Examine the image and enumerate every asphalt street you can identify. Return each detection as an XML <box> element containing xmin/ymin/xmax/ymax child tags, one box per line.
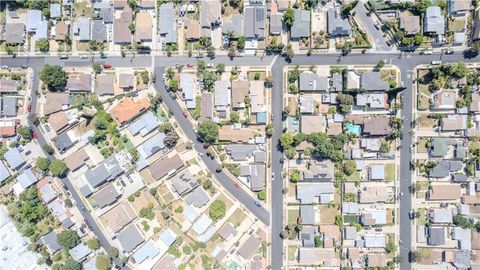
<box><xmin>3</xmin><ymin>51</ymin><xmax>480</xmax><ymax>270</ymax></box>
<box><xmin>153</xmin><ymin>67</ymin><xmax>271</xmax><ymax>226</ymax></box>
<box><xmin>354</xmin><ymin>3</ymin><xmax>391</xmax><ymax>52</ymax></box>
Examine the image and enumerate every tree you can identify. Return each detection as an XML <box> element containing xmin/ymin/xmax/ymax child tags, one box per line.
<box><xmin>216</xmin><ymin>63</ymin><xmax>225</xmax><ymax>73</ymax></box>
<box><xmin>336</xmin><ymin>93</ymin><xmax>354</xmax><ymax>114</ymax></box>
<box><xmin>237</xmin><ymin>36</ymin><xmax>246</xmax><ymax>49</ymax></box>
<box><xmin>168</xmin><ymin>79</ymin><xmax>179</xmax><ymax>91</ymax></box>
<box><xmin>109</xmin><ymin>247</ymin><xmax>119</xmax><ymax>258</ymax></box>
<box><xmin>279</xmin><ymin>133</ymin><xmax>294</xmax><ymax>149</ymax></box>
<box><xmin>230</xmin><ymin>111</ymin><xmax>240</xmax><ymax>123</ymax></box>
<box><xmin>290</xmin><ymin>170</ymin><xmax>300</xmax><ymax>183</ymax></box>
<box><xmin>453</xmin><ymin>214</ymin><xmax>473</xmax><ymax>229</ymax></box>
<box><xmin>164</xmin><ymin>131</ymin><xmax>179</xmax><ymax>147</ymax></box>
<box><xmin>380</xmin><ymin>140</ymin><xmax>390</xmax><ymax>153</ymax></box>
<box><xmin>17</xmin><ymin>126</ymin><xmax>31</xmax><ymax>140</ymax></box>
<box><xmin>42</xmin><ymin>144</ymin><xmax>54</xmax><ymax>155</ymax></box>
<box><xmin>36</xmin><ymin>158</ymin><xmax>50</xmax><ymax>171</ymax></box>
<box><xmin>342</xmin><ymin>160</ymin><xmax>356</xmax><ymax>176</ymax></box>
<box><xmin>197</xmin><ymin>120</ymin><xmax>219</xmax><ymax>144</ymax></box>
<box><xmin>386</xmin><ymin>236</ymin><xmax>397</xmax><ymax>254</ymax></box>
<box><xmin>165</xmin><ymin>67</ymin><xmax>176</xmax><ymax>80</ymax></box>
<box><xmin>49</xmin><ymin>159</ymin><xmax>68</xmax><ymax>177</ymax></box>
<box><xmin>37</xmin><ymin>38</ymin><xmax>49</xmax><ymax>52</ymax></box>
<box><xmin>209</xmin><ymin>199</ymin><xmax>226</xmax><ymax>221</ymax></box>
<box><xmin>289</xmin><ymin>84</ymin><xmax>298</xmax><ymax>94</ymax></box>
<box><xmin>285</xmin><ymin>43</ymin><xmax>294</xmax><ymax>60</ymax></box>
<box><xmin>56</xmin><ymin>230</ymin><xmax>79</xmax><ymax>249</ymax></box>
<box><xmin>314</xmin><ymin>235</ymin><xmax>323</xmax><ymax>247</ymax></box>
<box><xmin>283</xmin><ymin>8</ymin><xmax>295</xmax><ymax>28</ymax></box>
<box><xmin>201</xmin><ymin>71</ymin><xmax>217</xmax><ymax>92</ymax></box>
<box><xmin>409</xmin><ymin>251</ymin><xmax>422</xmax><ymax>263</ymax></box>
<box><xmin>92</xmin><ymin>63</ymin><xmax>102</xmax><ymax>74</ymax></box>
<box><xmin>40</xmin><ymin>65</ymin><xmax>67</xmax><ymax>90</ymax></box>
<box><xmin>376</xmin><ymin>59</ymin><xmax>385</xmax><ymax>70</ymax></box>
<box><xmin>451</xmin><ymin>62</ymin><xmax>469</xmax><ymax>78</ymax></box>
<box><xmin>63</xmin><ymin>259</ymin><xmax>80</xmax><ymax>270</ymax></box>
<box><xmin>96</xmin><ymin>254</ymin><xmax>111</xmax><ymax>270</ymax></box>
<box><xmin>87</xmin><ymin>238</ymin><xmax>100</xmax><ymax>250</ymax></box>
<box><xmin>129</xmin><ymin>23</ymin><xmax>135</xmax><ymax>33</ymax></box>
<box><xmin>257</xmin><ymin>190</ymin><xmax>266</xmax><ymax>201</ymax></box>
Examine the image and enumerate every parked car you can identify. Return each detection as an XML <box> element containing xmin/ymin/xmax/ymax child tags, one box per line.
<box><xmin>100</xmin><ymin>54</ymin><xmax>107</xmax><ymax>59</ymax></box>
<box><xmin>27</xmin><ymin>104</ymin><xmax>31</xmax><ymax>112</ymax></box>
<box><xmin>1</xmin><ymin>65</ymin><xmax>8</xmax><ymax>69</ymax></box>
<box><xmin>31</xmin><ymin>130</ymin><xmax>37</xmax><ymax>139</ymax></box>
<box><xmin>102</xmin><ymin>64</ymin><xmax>111</xmax><ymax>69</ymax></box>
<box><xmin>409</xmin><ymin>210</ymin><xmax>415</xmax><ymax>220</ymax></box>
<box><xmin>187</xmin><ymin>63</ymin><xmax>194</xmax><ymax>67</ymax></box>
<box><xmin>235</xmin><ymin>182</ymin><xmax>240</xmax><ymax>188</ymax></box>
<box><xmin>59</xmin><ymin>54</ymin><xmax>69</xmax><ymax>59</ymax></box>
<box><xmin>182</xmin><ymin>111</ymin><xmax>188</xmax><ymax>118</ymax></box>
<box><xmin>431</xmin><ymin>60</ymin><xmax>442</xmax><ymax>65</ymax></box>
<box><xmin>445</xmin><ymin>48</ymin><xmax>454</xmax><ymax>54</ymax></box>
<box><xmin>80</xmin><ymin>55</ymin><xmax>88</xmax><ymax>59</ymax></box>
<box><xmin>254</xmin><ymin>201</ymin><xmax>261</xmax><ymax>207</ymax></box>
<box><xmin>206</xmin><ymin>63</ymin><xmax>214</xmax><ymax>68</ymax></box>
<box><xmin>21</xmin><ymin>65</ymin><xmax>28</xmax><ymax>69</ymax></box>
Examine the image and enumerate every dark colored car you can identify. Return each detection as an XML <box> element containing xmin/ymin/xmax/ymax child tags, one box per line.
<box><xmin>100</xmin><ymin>54</ymin><xmax>107</xmax><ymax>59</ymax></box>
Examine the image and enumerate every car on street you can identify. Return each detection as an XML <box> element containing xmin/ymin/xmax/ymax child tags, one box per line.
<box><xmin>1</xmin><ymin>65</ymin><xmax>8</xmax><ymax>69</ymax></box>
<box><xmin>80</xmin><ymin>55</ymin><xmax>89</xmax><ymax>59</ymax></box>
<box><xmin>421</xmin><ymin>49</ymin><xmax>433</xmax><ymax>55</ymax></box>
<box><xmin>409</xmin><ymin>210</ymin><xmax>415</xmax><ymax>220</ymax></box>
<box><xmin>152</xmin><ymin>74</ymin><xmax>156</xmax><ymax>83</ymax></box>
<box><xmin>271</xmin><ymin>173</ymin><xmax>275</xmax><ymax>181</ymax></box>
<box><xmin>206</xmin><ymin>63</ymin><xmax>214</xmax><ymax>68</ymax></box>
<box><xmin>254</xmin><ymin>201</ymin><xmax>261</xmax><ymax>207</ymax></box>
<box><xmin>27</xmin><ymin>104</ymin><xmax>31</xmax><ymax>112</ymax></box>
<box><xmin>235</xmin><ymin>182</ymin><xmax>240</xmax><ymax>188</ymax></box>
<box><xmin>59</xmin><ymin>54</ymin><xmax>69</xmax><ymax>59</ymax></box>
<box><xmin>445</xmin><ymin>48</ymin><xmax>454</xmax><ymax>54</ymax></box>
<box><xmin>168</xmin><ymin>109</ymin><xmax>174</xmax><ymax>115</ymax></box>
<box><xmin>21</xmin><ymin>65</ymin><xmax>28</xmax><ymax>69</ymax></box>
<box><xmin>31</xmin><ymin>130</ymin><xmax>37</xmax><ymax>139</ymax></box>
<box><xmin>187</xmin><ymin>63</ymin><xmax>194</xmax><ymax>67</ymax></box>
<box><xmin>182</xmin><ymin>111</ymin><xmax>188</xmax><ymax>118</ymax></box>
<box><xmin>100</xmin><ymin>54</ymin><xmax>107</xmax><ymax>59</ymax></box>
<box><xmin>431</xmin><ymin>60</ymin><xmax>442</xmax><ymax>65</ymax></box>
<box><xmin>103</xmin><ymin>64</ymin><xmax>112</xmax><ymax>69</ymax></box>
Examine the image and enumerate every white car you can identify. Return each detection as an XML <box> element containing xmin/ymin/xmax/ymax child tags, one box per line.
<box><xmin>431</xmin><ymin>60</ymin><xmax>442</xmax><ymax>65</ymax></box>
<box><xmin>1</xmin><ymin>65</ymin><xmax>8</xmax><ymax>69</ymax></box>
<box><xmin>80</xmin><ymin>55</ymin><xmax>88</xmax><ymax>59</ymax></box>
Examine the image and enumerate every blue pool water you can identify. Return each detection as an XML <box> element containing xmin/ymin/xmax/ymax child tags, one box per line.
<box><xmin>346</xmin><ymin>123</ymin><xmax>362</xmax><ymax>135</ymax></box>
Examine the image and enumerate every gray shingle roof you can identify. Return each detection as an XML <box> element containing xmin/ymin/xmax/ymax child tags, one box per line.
<box><xmin>84</xmin><ymin>154</ymin><xmax>123</xmax><ymax>188</ymax></box>
<box><xmin>428</xmin><ymin>227</ymin><xmax>446</xmax><ymax>246</ymax></box>
<box><xmin>38</xmin><ymin>231</ymin><xmax>61</xmax><ymax>253</ymax></box>
<box><xmin>4</xmin><ymin>148</ymin><xmax>25</xmax><ymax>170</ymax></box>
<box><xmin>270</xmin><ymin>14</ymin><xmax>283</xmax><ymax>34</ymax></box>
<box><xmin>75</xmin><ymin>17</ymin><xmax>91</xmax><ymax>41</ymax></box>
<box><xmin>291</xmin><ymin>9</ymin><xmax>311</xmax><ymax>39</ymax></box>
<box><xmin>300</xmin><ymin>205</ymin><xmax>315</xmax><ymax>225</ymax></box>
<box><xmin>244</xmin><ymin>5</ymin><xmax>265</xmax><ymax>39</ymax></box>
<box><xmin>54</xmin><ymin>132</ymin><xmax>76</xmax><ymax>152</ymax></box>
<box><xmin>118</xmin><ymin>224</ymin><xmax>144</xmax><ymax>253</ymax></box>
<box><xmin>128</xmin><ymin>111</ymin><xmax>159</xmax><ymax>137</ymax></box>
<box><xmin>96</xmin><ymin>73</ymin><xmax>115</xmax><ymax>96</ymax></box>
<box><xmin>92</xmin><ymin>183</ymin><xmax>120</xmax><ymax>208</ymax></box>
<box><xmin>5</xmin><ymin>23</ymin><xmax>25</xmax><ymax>44</ymax></box>
<box><xmin>299</xmin><ymin>72</ymin><xmax>329</xmax><ymax>91</ymax></box>
<box><xmin>327</xmin><ymin>9</ymin><xmax>352</xmax><ymax>36</ymax></box>
<box><xmin>1</xmin><ymin>96</ymin><xmax>17</xmax><ymax>117</ymax></box>
<box><xmin>91</xmin><ymin>20</ymin><xmax>107</xmax><ymax>41</ymax></box>
<box><xmin>424</xmin><ymin>6</ymin><xmax>445</xmax><ymax>35</ymax></box>
<box><xmin>222</xmin><ymin>14</ymin><xmax>243</xmax><ymax>38</ymax></box>
<box><xmin>225</xmin><ymin>144</ymin><xmax>257</xmax><ymax>161</ymax></box>
<box><xmin>137</xmin><ymin>132</ymin><xmax>166</xmax><ymax>159</ymax></box>
<box><xmin>159</xmin><ymin>3</ymin><xmax>177</xmax><ymax>43</ymax></box>
<box><xmin>185</xmin><ymin>187</ymin><xmax>209</xmax><ymax>208</ymax></box>
<box><xmin>361</xmin><ymin>72</ymin><xmax>389</xmax><ymax>91</ymax></box>
<box><xmin>69</xmin><ymin>243</ymin><xmax>92</xmax><ymax>262</ymax></box>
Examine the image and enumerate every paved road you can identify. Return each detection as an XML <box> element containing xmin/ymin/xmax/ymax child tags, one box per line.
<box><xmin>152</xmin><ymin>67</ymin><xmax>270</xmax><ymax>226</ymax></box>
<box><xmin>24</xmin><ymin>63</ymin><xmax>125</xmax><ymax>269</ymax></box>
<box><xmin>4</xmin><ymin>51</ymin><xmax>480</xmax><ymax>270</ymax></box>
<box><xmin>354</xmin><ymin>3</ymin><xmax>390</xmax><ymax>51</ymax></box>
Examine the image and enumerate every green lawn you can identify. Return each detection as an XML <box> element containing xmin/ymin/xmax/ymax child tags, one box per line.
<box><xmin>448</xmin><ymin>18</ymin><xmax>466</xmax><ymax>32</ymax></box>
<box><xmin>71</xmin><ymin>94</ymin><xmax>87</xmax><ymax>108</ymax></box>
<box><xmin>287</xmin><ymin>246</ymin><xmax>297</xmax><ymax>261</ymax></box>
<box><xmin>384</xmin><ymin>164</ymin><xmax>395</xmax><ymax>181</ymax></box>
<box><xmin>347</xmin><ymin>170</ymin><xmax>361</xmax><ymax>182</ymax></box>
<box><xmin>417</xmin><ymin>208</ymin><xmax>427</xmax><ymax>225</ymax></box>
<box><xmin>344</xmin><ymin>214</ymin><xmax>358</xmax><ymax>224</ymax></box>
<box><xmin>287</xmin><ymin>209</ymin><xmax>299</xmax><ymax>225</ymax></box>
<box><xmin>417</xmin><ymin>95</ymin><xmax>430</xmax><ymax>111</ymax></box>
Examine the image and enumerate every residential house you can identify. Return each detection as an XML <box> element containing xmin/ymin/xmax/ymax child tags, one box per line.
<box><xmin>214</xmin><ymin>80</ymin><xmax>231</xmax><ymax>112</ymax></box>
<box><xmin>192</xmin><ymin>213</ymin><xmax>213</xmax><ymax>235</ymax></box>
<box><xmin>330</xmin><ymin>73</ymin><xmax>343</xmax><ymax>92</ymax></box>
<box><xmin>428</xmin><ymin>183</ymin><xmax>461</xmax><ymax>200</ymax></box>
<box><xmin>27</xmin><ymin>10</ymin><xmax>48</xmax><ymax>39</ymax></box>
<box><xmin>114</xmin><ymin>6</ymin><xmax>132</xmax><ymax>44</ymax></box>
<box><xmin>299</xmin><ymin>72</ymin><xmax>328</xmax><ymax>92</ymax></box>
<box><xmin>369</xmin><ymin>164</ymin><xmax>385</xmax><ymax>181</ymax></box>
<box><xmin>50</xmin><ymin>4</ymin><xmax>62</xmax><ymax>19</ymax></box>
<box><xmin>113</xmin><ymin>0</ymin><xmax>128</xmax><ymax>9</ymax></box>
<box><xmin>0</xmin><ymin>161</ymin><xmax>10</xmax><ymax>183</ymax></box>
<box><xmin>431</xmin><ymin>208</ymin><xmax>453</xmax><ymax>223</ymax></box>
<box><xmin>92</xmin><ymin>183</ymin><xmax>121</xmax><ymax>208</ymax></box>
<box><xmin>238</xmin><ymin>235</ymin><xmax>263</xmax><ymax>260</ymax></box>
<box><xmin>13</xmin><ymin>169</ymin><xmax>38</xmax><ymax>196</ymax></box>
<box><xmin>74</xmin><ymin>17</ymin><xmax>91</xmax><ymax>41</ymax></box>
<box><xmin>0</xmin><ymin>78</ymin><xmax>19</xmax><ymax>93</ymax></box>
<box><xmin>100</xmin><ymin>201</ymin><xmax>137</xmax><ymax>233</ymax></box>
<box><xmin>128</xmin><ymin>111</ymin><xmax>159</xmax><ymax>137</ymax></box>
<box><xmin>4</xmin><ymin>147</ymin><xmax>25</xmax><ymax>170</ymax></box>
<box><xmin>299</xmin><ymin>96</ymin><xmax>314</xmax><ymax>114</ymax></box>
<box><xmin>327</xmin><ymin>9</ymin><xmax>352</xmax><ymax>37</ymax></box>
<box><xmin>428</xmin><ymin>227</ymin><xmax>446</xmax><ymax>246</ymax></box>
<box><xmin>180</xmin><ymin>73</ymin><xmax>196</xmax><ymax>109</ymax></box>
<box><xmin>66</xmin><ymin>73</ymin><xmax>92</xmax><ymax>92</ymax></box>
<box><xmin>224</xmin><ymin>144</ymin><xmax>257</xmax><ymax>161</ymax></box>
<box><xmin>249</xmin><ymin>81</ymin><xmax>265</xmax><ymax>114</ymax></box>
<box><xmin>200</xmin><ymin>0</ymin><xmax>222</xmax><ymax>36</ymax></box>
<box><xmin>139</xmin><ymin>0</ymin><xmax>156</xmax><ymax>9</ymax></box>
<box><xmin>364</xmin><ymin>234</ymin><xmax>386</xmax><ymax>248</ymax></box>
<box><xmin>37</xmin><ymin>231</ymin><xmax>61</xmax><ymax>254</ymax></box>
<box><xmin>159</xmin><ymin>4</ymin><xmax>176</xmax><ymax>44</ymax></box>
<box><xmin>356</xmin><ymin>93</ymin><xmax>387</xmax><ymax>109</ymax></box>
<box><xmin>54</xmin><ymin>130</ymin><xmax>78</xmax><ymax>152</ymax></box>
<box><xmin>244</xmin><ymin>5</ymin><xmax>266</xmax><ymax>40</ymax></box>
<box><xmin>96</xmin><ymin>73</ymin><xmax>115</xmax><ymax>97</ymax></box>
<box><xmin>135</xmin><ymin>12</ymin><xmax>152</xmax><ymax>43</ymax></box>
<box><xmin>0</xmin><ymin>96</ymin><xmax>17</xmax><ymax>117</ymax></box>
<box><xmin>64</xmin><ymin>149</ymin><xmax>90</xmax><ymax>172</ymax></box>
<box><xmin>200</xmin><ymin>92</ymin><xmax>213</xmax><ymax>122</ymax></box>
<box><xmin>110</xmin><ymin>97</ymin><xmax>150</xmax><ymax>125</ymax></box>
<box><xmin>44</xmin><ymin>93</ymin><xmax>69</xmax><ymax>115</ymax></box>
<box><xmin>296</xmin><ymin>182</ymin><xmax>334</xmax><ymax>204</ymax></box>
<box><xmin>218</xmin><ymin>222</ymin><xmax>237</xmax><ymax>241</ymax></box>
<box><xmin>137</xmin><ymin>133</ymin><xmax>166</xmax><ymax>159</ymax></box>
<box><xmin>118</xmin><ymin>224</ymin><xmax>145</xmax><ymax>253</ymax></box>
<box><xmin>399</xmin><ymin>12</ymin><xmax>420</xmax><ymax>35</ymax></box>
<box><xmin>301</xmin><ymin>115</ymin><xmax>325</xmax><ymax>134</ymax></box>
<box><xmin>429</xmin><ymin>160</ymin><xmax>463</xmax><ymax>179</ymax></box>
<box><xmin>366</xmin><ymin>254</ymin><xmax>387</xmax><ymax>268</ymax></box>
<box><xmin>239</xmin><ymin>164</ymin><xmax>265</xmax><ymax>191</ymax></box>
<box><xmin>54</xmin><ymin>21</ymin><xmax>69</xmax><ymax>41</ymax></box>
<box><xmin>448</xmin><ymin>0</ymin><xmax>471</xmax><ymax>16</ymax></box>
<box><xmin>363</xmin><ymin>117</ymin><xmax>392</xmax><ymax>136</ymax></box>
<box><xmin>359</xmin><ymin>185</ymin><xmax>389</xmax><ymax>203</ymax></box>
<box><xmin>218</xmin><ymin>125</ymin><xmax>254</xmax><ymax>143</ymax></box>
<box><xmin>297</xmin><ymin>248</ymin><xmax>339</xmax><ymax>266</ymax></box>
<box><xmin>149</xmin><ymin>154</ymin><xmax>184</xmax><ymax>181</ymax></box>
<box><xmin>185</xmin><ymin>187</ymin><xmax>209</xmax><ymax>208</ymax></box>
<box><xmin>270</xmin><ymin>14</ymin><xmax>283</xmax><ymax>35</ymax></box>
<box><xmin>299</xmin><ymin>204</ymin><xmax>315</xmax><ymax>225</ymax></box>
<box><xmin>91</xmin><ymin>20</ymin><xmax>107</xmax><ymax>42</ymax></box>
<box><xmin>131</xmin><ymin>242</ymin><xmax>159</xmax><ymax>264</ymax></box>
<box><xmin>80</xmin><ymin>154</ymin><xmax>124</xmax><ymax>196</ymax></box>
<box><xmin>231</xmin><ymin>80</ymin><xmax>250</xmax><ymax>109</ymax></box>
<box><xmin>185</xmin><ymin>19</ymin><xmax>201</xmax><ymax>40</ymax></box>
<box><xmin>473</xmin><ymin>9</ymin><xmax>480</xmax><ymax>41</ymax></box>
<box><xmin>0</xmin><ymin>120</ymin><xmax>16</xmax><ymax>138</ymax></box>
<box><xmin>69</xmin><ymin>243</ymin><xmax>92</xmax><ymax>262</ymax></box>
<box><xmin>223</xmin><ymin>14</ymin><xmax>243</xmax><ymax>38</ymax></box>
<box><xmin>424</xmin><ymin>6</ymin><xmax>445</xmax><ymax>37</ymax></box>
<box><xmin>291</xmin><ymin>9</ymin><xmax>311</xmax><ymax>39</ymax></box>
<box><xmin>48</xmin><ymin>111</ymin><xmax>71</xmax><ymax>134</ymax></box>
<box><xmin>4</xmin><ymin>23</ymin><xmax>25</xmax><ymax>44</ymax></box>
<box><xmin>433</xmin><ymin>90</ymin><xmax>457</xmax><ymax>110</ymax></box>
<box><xmin>441</xmin><ymin>115</ymin><xmax>467</xmax><ymax>132</ymax></box>
<box><xmin>300</xmin><ymin>160</ymin><xmax>334</xmax><ymax>182</ymax></box>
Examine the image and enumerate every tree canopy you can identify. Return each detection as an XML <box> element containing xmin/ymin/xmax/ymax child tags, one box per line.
<box><xmin>197</xmin><ymin>120</ymin><xmax>219</xmax><ymax>144</ymax></box>
<box><xmin>283</xmin><ymin>9</ymin><xmax>295</xmax><ymax>28</ymax></box>
<box><xmin>63</xmin><ymin>259</ymin><xmax>80</xmax><ymax>270</ymax></box>
<box><xmin>56</xmin><ymin>230</ymin><xmax>80</xmax><ymax>249</ymax></box>
<box><xmin>40</xmin><ymin>65</ymin><xmax>67</xmax><ymax>91</ymax></box>
<box><xmin>17</xmin><ymin>126</ymin><xmax>31</xmax><ymax>140</ymax></box>
<box><xmin>49</xmin><ymin>159</ymin><xmax>68</xmax><ymax>177</ymax></box>
<box><xmin>208</xmin><ymin>199</ymin><xmax>226</xmax><ymax>221</ymax></box>
<box><xmin>36</xmin><ymin>157</ymin><xmax>50</xmax><ymax>171</ymax></box>
<box><xmin>37</xmin><ymin>38</ymin><xmax>49</xmax><ymax>52</ymax></box>
<box><xmin>96</xmin><ymin>254</ymin><xmax>111</xmax><ymax>270</ymax></box>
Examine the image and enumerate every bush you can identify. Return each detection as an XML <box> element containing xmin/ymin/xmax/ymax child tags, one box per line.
<box><xmin>208</xmin><ymin>200</ymin><xmax>226</xmax><ymax>221</ymax></box>
<box><xmin>257</xmin><ymin>190</ymin><xmax>266</xmax><ymax>201</ymax></box>
<box><xmin>342</xmin><ymin>160</ymin><xmax>356</xmax><ymax>176</ymax></box>
<box><xmin>182</xmin><ymin>245</ymin><xmax>192</xmax><ymax>255</ymax></box>
<box><xmin>174</xmin><ymin>206</ymin><xmax>184</xmax><ymax>213</ymax></box>
<box><xmin>139</xmin><ymin>203</ymin><xmax>155</xmax><ymax>220</ymax></box>
<box><xmin>87</xmin><ymin>238</ymin><xmax>100</xmax><ymax>250</ymax></box>
<box><xmin>290</xmin><ymin>170</ymin><xmax>300</xmax><ymax>183</ymax></box>
<box><xmin>56</xmin><ymin>230</ymin><xmax>79</xmax><ymax>249</ymax></box>
<box><xmin>149</xmin><ymin>188</ymin><xmax>157</xmax><ymax>196</ymax></box>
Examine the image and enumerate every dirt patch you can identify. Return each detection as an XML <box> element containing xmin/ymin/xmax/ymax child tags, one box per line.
<box><xmin>319</xmin><ymin>205</ymin><xmax>339</xmax><ymax>224</ymax></box>
<box><xmin>130</xmin><ymin>189</ymin><xmax>159</xmax><ymax>213</ymax></box>
<box><xmin>227</xmin><ymin>208</ymin><xmax>247</xmax><ymax>227</ymax></box>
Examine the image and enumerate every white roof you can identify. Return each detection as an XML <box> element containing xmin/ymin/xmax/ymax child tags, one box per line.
<box><xmin>192</xmin><ymin>213</ymin><xmax>212</xmax><ymax>235</ymax></box>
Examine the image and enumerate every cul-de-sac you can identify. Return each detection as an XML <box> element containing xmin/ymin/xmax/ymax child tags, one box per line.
<box><xmin>1</xmin><ymin>0</ymin><xmax>480</xmax><ymax>269</ymax></box>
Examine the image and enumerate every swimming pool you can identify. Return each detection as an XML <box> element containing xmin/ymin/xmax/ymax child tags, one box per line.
<box><xmin>346</xmin><ymin>123</ymin><xmax>362</xmax><ymax>135</ymax></box>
